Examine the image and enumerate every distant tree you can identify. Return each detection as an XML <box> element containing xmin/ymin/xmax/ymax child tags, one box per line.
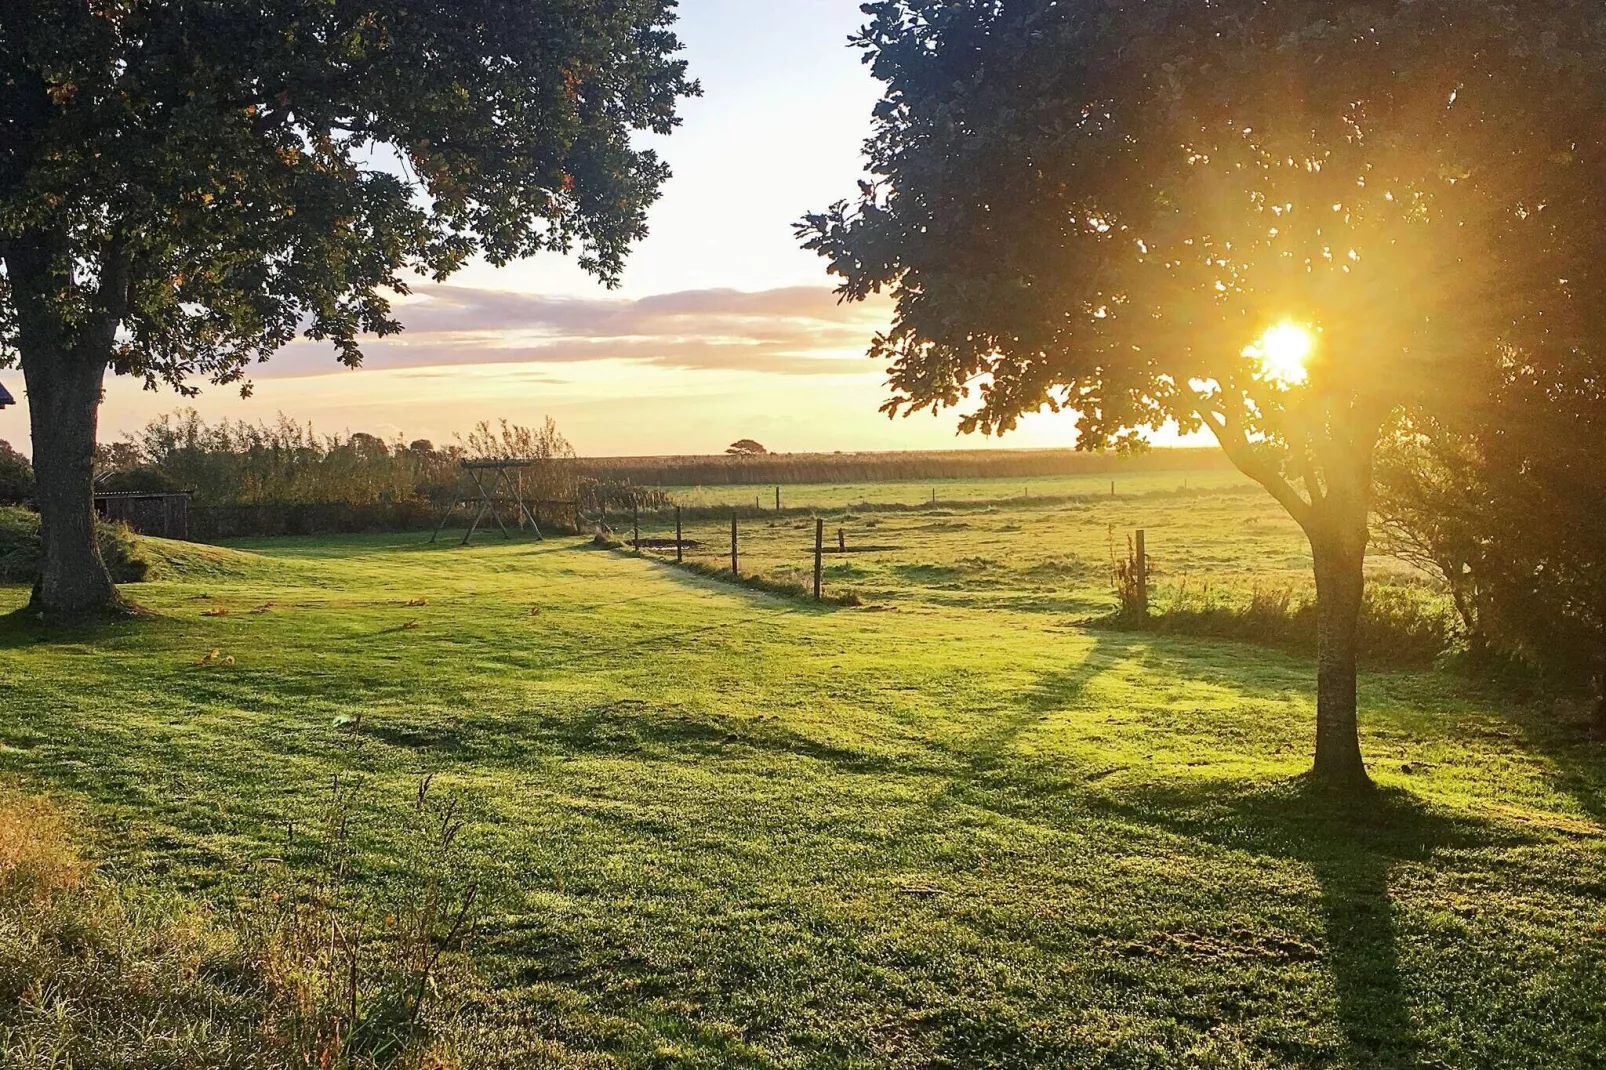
<box><xmin>726</xmin><ymin>439</ymin><xmax>768</xmax><ymax>456</ymax></box>
<box><xmin>94</xmin><ymin>441</ymin><xmax>142</xmax><ymax>477</ymax></box>
<box><xmin>0</xmin><ymin>440</ymin><xmax>32</xmax><ymax>505</ymax></box>
<box><xmin>801</xmin><ymin>1</ymin><xmax>1606</xmax><ymax>787</ymax></box>
<box><xmin>346</xmin><ymin>433</ymin><xmax>391</xmax><ymax>462</ymax></box>
<box><xmin>0</xmin><ymin>1</ymin><xmax>696</xmax><ymax>616</ymax></box>
<box><xmin>96</xmin><ymin>466</ymin><xmax>183</xmax><ymax>495</ymax></box>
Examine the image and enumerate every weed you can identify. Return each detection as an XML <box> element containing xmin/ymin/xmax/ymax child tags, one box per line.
<box><xmin>0</xmin><ymin>771</ymin><xmax>494</xmax><ymax>1068</ymax></box>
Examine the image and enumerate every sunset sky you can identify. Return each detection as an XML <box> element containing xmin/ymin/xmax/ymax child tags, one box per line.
<box><xmin>0</xmin><ymin>0</ymin><xmax>1089</xmax><ymax>458</ymax></box>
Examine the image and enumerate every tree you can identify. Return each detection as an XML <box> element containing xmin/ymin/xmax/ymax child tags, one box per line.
<box><xmin>801</xmin><ymin>0</ymin><xmax>1605</xmax><ymax>787</ymax></box>
<box><xmin>1</xmin><ymin>0</ymin><xmax>696</xmax><ymax>616</ymax></box>
<box><xmin>1378</xmin><ymin>349</ymin><xmax>1606</xmax><ymax>730</ymax></box>
<box><xmin>726</xmin><ymin>439</ymin><xmax>767</xmax><ymax>456</ymax></box>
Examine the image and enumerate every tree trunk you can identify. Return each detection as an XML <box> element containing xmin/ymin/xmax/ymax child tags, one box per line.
<box><xmin>1309</xmin><ymin>530</ymin><xmax>1371</xmax><ymax>788</ymax></box>
<box><xmin>20</xmin><ymin>350</ymin><xmax>121</xmax><ymax>617</ymax></box>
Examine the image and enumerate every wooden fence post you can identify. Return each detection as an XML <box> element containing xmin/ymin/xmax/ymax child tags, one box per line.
<box><xmin>775</xmin><ymin>486</ymin><xmax>781</xmax><ymax>511</ymax></box>
<box><xmin>1110</xmin><ymin>480</ymin><xmax>1115</xmax><ymax>498</ymax></box>
<box><xmin>813</xmin><ymin>518</ymin><xmax>824</xmax><ymax>601</ymax></box>
<box><xmin>632</xmin><ymin>498</ymin><xmax>640</xmax><ymax>550</ymax></box>
<box><xmin>1135</xmin><ymin>528</ymin><xmax>1148</xmax><ymax>617</ymax></box>
<box><xmin>675</xmin><ymin>506</ymin><xmax>683</xmax><ymax>564</ymax></box>
<box><xmin>730</xmin><ymin>512</ymin><xmax>739</xmax><ymax>576</ymax></box>
<box><xmin>837</xmin><ymin>527</ymin><xmax>845</xmax><ymax>552</ymax></box>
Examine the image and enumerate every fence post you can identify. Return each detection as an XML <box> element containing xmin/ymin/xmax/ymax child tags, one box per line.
<box><xmin>1135</xmin><ymin>528</ymin><xmax>1148</xmax><ymax>617</ymax></box>
<box><xmin>730</xmin><ymin>512</ymin><xmax>739</xmax><ymax>576</ymax></box>
<box><xmin>814</xmin><ymin>517</ymin><xmax>824</xmax><ymax>601</ymax></box>
<box><xmin>1110</xmin><ymin>480</ymin><xmax>1115</xmax><ymax>498</ymax></box>
<box><xmin>675</xmin><ymin>506</ymin><xmax>683</xmax><ymax>564</ymax></box>
<box><xmin>632</xmin><ymin>498</ymin><xmax>640</xmax><ymax>551</ymax></box>
<box><xmin>837</xmin><ymin>527</ymin><xmax>845</xmax><ymax>552</ymax></box>
<box><xmin>775</xmin><ymin>486</ymin><xmax>781</xmax><ymax>511</ymax></box>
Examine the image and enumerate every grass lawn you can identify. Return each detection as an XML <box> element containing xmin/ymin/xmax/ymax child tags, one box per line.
<box><xmin>1</xmin><ymin>494</ymin><xmax>1603</xmax><ymax>1067</ymax></box>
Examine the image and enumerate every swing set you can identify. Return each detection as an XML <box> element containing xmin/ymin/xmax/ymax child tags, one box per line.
<box><xmin>430</xmin><ymin>458</ymin><xmax>571</xmax><ymax>545</ymax></box>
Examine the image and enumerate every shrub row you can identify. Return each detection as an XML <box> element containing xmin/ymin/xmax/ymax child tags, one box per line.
<box><xmin>189</xmin><ymin>500</ymin><xmax>584</xmax><ymax>541</ymax></box>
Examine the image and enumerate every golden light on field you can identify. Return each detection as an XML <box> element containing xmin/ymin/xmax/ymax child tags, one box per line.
<box><xmin>1243</xmin><ymin>322</ymin><xmax>1315</xmax><ymax>386</ymax></box>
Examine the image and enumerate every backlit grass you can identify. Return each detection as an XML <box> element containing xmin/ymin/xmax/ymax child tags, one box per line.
<box><xmin>0</xmin><ymin>490</ymin><xmax>1602</xmax><ymax>1067</ymax></box>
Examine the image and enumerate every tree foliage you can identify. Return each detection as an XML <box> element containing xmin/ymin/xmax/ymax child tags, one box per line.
<box><xmin>0</xmin><ymin>0</ymin><xmax>697</xmax><ymax>389</ymax></box>
<box><xmin>1378</xmin><ymin>350</ymin><xmax>1606</xmax><ymax>718</ymax></box>
<box><xmin>803</xmin><ymin>0</ymin><xmax>1600</xmax><ymax>467</ymax></box>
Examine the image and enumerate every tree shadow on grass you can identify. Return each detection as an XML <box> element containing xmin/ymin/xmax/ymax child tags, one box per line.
<box><xmin>1479</xmin><ymin>700</ymin><xmax>1606</xmax><ymax>829</ymax></box>
<box><xmin>960</xmin><ymin>630</ymin><xmax>1558</xmax><ymax>1066</ymax></box>
<box><xmin>1083</xmin><ymin>773</ymin><xmax>1519</xmax><ymax>1069</ymax></box>
<box><xmin>0</xmin><ymin>601</ymin><xmax>165</xmax><ymax>649</ymax></box>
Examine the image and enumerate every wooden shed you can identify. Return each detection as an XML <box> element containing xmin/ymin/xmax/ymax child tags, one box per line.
<box><xmin>94</xmin><ymin>491</ymin><xmax>191</xmax><ymax>541</ymax></box>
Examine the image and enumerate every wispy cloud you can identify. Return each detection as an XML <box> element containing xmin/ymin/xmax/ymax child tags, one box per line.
<box><xmin>259</xmin><ymin>285</ymin><xmax>890</xmax><ymax>378</ymax></box>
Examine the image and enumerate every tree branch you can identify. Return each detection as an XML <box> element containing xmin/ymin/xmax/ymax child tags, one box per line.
<box><xmin>1197</xmin><ymin>404</ymin><xmax>1315</xmax><ymax>530</ymax></box>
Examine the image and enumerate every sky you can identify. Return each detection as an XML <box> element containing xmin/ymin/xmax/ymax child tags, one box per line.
<box><xmin>0</xmin><ymin>1</ymin><xmax>1090</xmax><ymax>458</ymax></box>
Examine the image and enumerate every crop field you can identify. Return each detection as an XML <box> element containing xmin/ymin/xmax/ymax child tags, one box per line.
<box><xmin>2</xmin><ymin>476</ymin><xmax>1603</xmax><ymax>1067</ymax></box>
<box><xmin>663</xmin><ymin>469</ymin><xmax>1255</xmax><ymax>511</ymax></box>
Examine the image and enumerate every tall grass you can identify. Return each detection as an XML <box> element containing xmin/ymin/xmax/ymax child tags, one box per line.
<box><xmin>1107</xmin><ymin>576</ymin><xmax>1460</xmax><ymax>668</ymax></box>
<box><xmin>0</xmin><ymin>771</ymin><xmax>498</xmax><ymax>1068</ymax></box>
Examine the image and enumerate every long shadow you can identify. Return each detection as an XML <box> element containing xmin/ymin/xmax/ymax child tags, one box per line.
<box><xmin>0</xmin><ymin>601</ymin><xmax>177</xmax><ymax>650</ymax></box>
<box><xmin>922</xmin><ymin>628</ymin><xmax>1556</xmax><ymax>1066</ymax></box>
<box><xmin>1477</xmin><ymin>693</ymin><xmax>1606</xmax><ymax>828</ymax></box>
<box><xmin>225</xmin><ymin>530</ymin><xmax>569</xmax><ymax>560</ymax></box>
<box><xmin>1081</xmin><ymin>776</ymin><xmax>1506</xmax><ymax>1069</ymax></box>
<box><xmin>363</xmin><ymin>699</ymin><xmax>944</xmax><ymax>780</ymax></box>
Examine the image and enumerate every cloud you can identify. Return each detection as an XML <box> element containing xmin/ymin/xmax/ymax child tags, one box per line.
<box><xmin>256</xmin><ymin>284</ymin><xmax>891</xmax><ymax>379</ymax></box>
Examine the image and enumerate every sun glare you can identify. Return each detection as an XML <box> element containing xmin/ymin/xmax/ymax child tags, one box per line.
<box><xmin>1243</xmin><ymin>322</ymin><xmax>1315</xmax><ymax>386</ymax></box>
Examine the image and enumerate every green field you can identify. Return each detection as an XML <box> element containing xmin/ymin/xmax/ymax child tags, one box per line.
<box><xmin>643</xmin><ymin>482</ymin><xmax>1425</xmax><ymax>617</ymax></box>
<box><xmin>2</xmin><ymin>483</ymin><xmax>1603</xmax><ymax>1067</ymax></box>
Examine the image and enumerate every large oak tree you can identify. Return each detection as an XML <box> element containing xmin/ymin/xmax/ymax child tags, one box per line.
<box><xmin>2</xmin><ymin>0</ymin><xmax>695</xmax><ymax>616</ymax></box>
<box><xmin>803</xmin><ymin>0</ymin><xmax>1605</xmax><ymax>786</ymax></box>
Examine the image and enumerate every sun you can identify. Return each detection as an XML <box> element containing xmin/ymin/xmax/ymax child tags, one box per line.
<box><xmin>1243</xmin><ymin>322</ymin><xmax>1315</xmax><ymax>386</ymax></box>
